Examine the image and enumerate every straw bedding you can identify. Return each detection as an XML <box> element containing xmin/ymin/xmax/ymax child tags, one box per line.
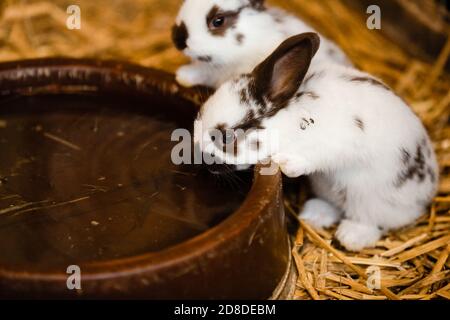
<box><xmin>0</xmin><ymin>0</ymin><xmax>448</xmax><ymax>300</ymax></box>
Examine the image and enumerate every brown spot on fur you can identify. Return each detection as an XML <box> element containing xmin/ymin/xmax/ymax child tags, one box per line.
<box><xmin>295</xmin><ymin>91</ymin><xmax>319</xmax><ymax>101</ymax></box>
<box><xmin>236</xmin><ymin>33</ymin><xmax>245</xmax><ymax>44</ymax></box>
<box><xmin>401</xmin><ymin>148</ymin><xmax>411</xmax><ymax>165</ymax></box>
<box><xmin>354</xmin><ymin>117</ymin><xmax>365</xmax><ymax>131</ymax></box>
<box><xmin>349</xmin><ymin>76</ymin><xmax>390</xmax><ymax>90</ymax></box>
<box><xmin>249</xmin><ymin>0</ymin><xmax>266</xmax><ymax>11</ymax></box>
<box><xmin>235</xmin><ymin>109</ymin><xmax>265</xmax><ymax>131</ymax></box>
<box><xmin>395</xmin><ymin>144</ymin><xmax>427</xmax><ymax>188</ymax></box>
<box><xmin>240</xmin><ymin>88</ymin><xmax>249</xmax><ymax>105</ymax></box>
<box><xmin>171</xmin><ymin>22</ymin><xmax>188</xmax><ymax>50</ymax></box>
<box><xmin>198</xmin><ymin>55</ymin><xmax>212</xmax><ymax>62</ymax></box>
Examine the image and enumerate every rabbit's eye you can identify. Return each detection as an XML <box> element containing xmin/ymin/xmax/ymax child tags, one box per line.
<box><xmin>212</xmin><ymin>16</ymin><xmax>225</xmax><ymax>28</ymax></box>
<box><xmin>223</xmin><ymin>130</ymin><xmax>236</xmax><ymax>145</ymax></box>
<box><xmin>207</xmin><ymin>9</ymin><xmax>240</xmax><ymax>34</ymax></box>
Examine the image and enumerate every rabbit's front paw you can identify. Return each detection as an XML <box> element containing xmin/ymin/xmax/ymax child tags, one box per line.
<box><xmin>335</xmin><ymin>219</ymin><xmax>382</xmax><ymax>251</ymax></box>
<box><xmin>300</xmin><ymin>198</ymin><xmax>342</xmax><ymax>229</ymax></box>
<box><xmin>176</xmin><ymin>64</ymin><xmax>208</xmax><ymax>87</ymax></box>
<box><xmin>272</xmin><ymin>153</ymin><xmax>311</xmax><ymax>178</ymax></box>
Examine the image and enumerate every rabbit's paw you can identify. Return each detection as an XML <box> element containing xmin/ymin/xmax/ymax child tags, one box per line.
<box><xmin>299</xmin><ymin>198</ymin><xmax>342</xmax><ymax>229</ymax></box>
<box><xmin>176</xmin><ymin>64</ymin><xmax>208</xmax><ymax>87</ymax></box>
<box><xmin>335</xmin><ymin>219</ymin><xmax>382</xmax><ymax>251</ymax></box>
<box><xmin>272</xmin><ymin>153</ymin><xmax>311</xmax><ymax>178</ymax></box>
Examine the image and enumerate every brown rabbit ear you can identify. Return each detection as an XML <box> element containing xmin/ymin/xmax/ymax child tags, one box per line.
<box><xmin>251</xmin><ymin>33</ymin><xmax>320</xmax><ymax>108</ymax></box>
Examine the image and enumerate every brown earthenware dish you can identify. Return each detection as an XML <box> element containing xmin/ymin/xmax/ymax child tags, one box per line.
<box><xmin>0</xmin><ymin>58</ymin><xmax>290</xmax><ymax>299</ymax></box>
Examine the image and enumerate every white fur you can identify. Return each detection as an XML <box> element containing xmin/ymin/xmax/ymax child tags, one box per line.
<box><xmin>300</xmin><ymin>198</ymin><xmax>343</xmax><ymax>229</ymax></box>
<box><xmin>174</xmin><ymin>0</ymin><xmax>351</xmax><ymax>88</ymax></box>
<box><xmin>195</xmin><ymin>59</ymin><xmax>439</xmax><ymax>251</ymax></box>
<box><xmin>336</xmin><ymin>220</ymin><xmax>383</xmax><ymax>251</ymax></box>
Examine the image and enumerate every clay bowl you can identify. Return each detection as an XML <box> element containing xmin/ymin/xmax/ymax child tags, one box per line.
<box><xmin>0</xmin><ymin>58</ymin><xmax>291</xmax><ymax>299</ymax></box>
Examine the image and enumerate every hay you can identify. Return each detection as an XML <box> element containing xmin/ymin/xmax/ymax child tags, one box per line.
<box><xmin>0</xmin><ymin>0</ymin><xmax>449</xmax><ymax>300</ymax></box>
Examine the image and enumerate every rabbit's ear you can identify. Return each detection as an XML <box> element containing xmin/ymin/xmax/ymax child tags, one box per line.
<box><xmin>252</xmin><ymin>33</ymin><xmax>320</xmax><ymax>106</ymax></box>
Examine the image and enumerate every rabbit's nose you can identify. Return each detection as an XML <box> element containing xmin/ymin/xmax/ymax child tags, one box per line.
<box><xmin>171</xmin><ymin>22</ymin><xmax>188</xmax><ymax>51</ymax></box>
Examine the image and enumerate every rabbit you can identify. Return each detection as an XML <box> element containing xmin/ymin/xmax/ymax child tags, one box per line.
<box><xmin>193</xmin><ymin>33</ymin><xmax>439</xmax><ymax>251</ymax></box>
<box><xmin>172</xmin><ymin>0</ymin><xmax>351</xmax><ymax>89</ymax></box>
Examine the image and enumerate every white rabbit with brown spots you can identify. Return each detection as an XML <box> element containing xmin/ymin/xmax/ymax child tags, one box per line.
<box><xmin>194</xmin><ymin>33</ymin><xmax>439</xmax><ymax>251</ymax></box>
<box><xmin>172</xmin><ymin>0</ymin><xmax>350</xmax><ymax>88</ymax></box>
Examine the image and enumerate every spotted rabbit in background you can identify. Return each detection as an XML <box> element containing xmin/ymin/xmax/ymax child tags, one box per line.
<box><xmin>194</xmin><ymin>33</ymin><xmax>439</xmax><ymax>251</ymax></box>
<box><xmin>172</xmin><ymin>0</ymin><xmax>351</xmax><ymax>88</ymax></box>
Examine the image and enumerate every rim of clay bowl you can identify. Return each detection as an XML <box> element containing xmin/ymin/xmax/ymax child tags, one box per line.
<box><xmin>0</xmin><ymin>58</ymin><xmax>283</xmax><ymax>283</ymax></box>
